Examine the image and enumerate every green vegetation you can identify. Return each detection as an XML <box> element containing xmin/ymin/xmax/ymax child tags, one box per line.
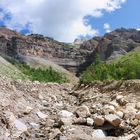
<box><xmin>81</xmin><ymin>50</ymin><xmax>140</xmax><ymax>83</ymax></box>
<box><xmin>0</xmin><ymin>56</ymin><xmax>27</xmax><ymax>80</ymax></box>
<box><xmin>7</xmin><ymin>58</ymin><xmax>69</xmax><ymax>83</ymax></box>
<box><xmin>21</xmin><ymin>64</ymin><xmax>68</xmax><ymax>83</ymax></box>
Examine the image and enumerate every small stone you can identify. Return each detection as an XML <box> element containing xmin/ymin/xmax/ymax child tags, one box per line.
<box><xmin>60</xmin><ymin>125</ymin><xmax>66</xmax><ymax>132</ymax></box>
<box><xmin>115</xmin><ymin>111</ymin><xmax>124</xmax><ymax>118</ymax></box>
<box><xmin>75</xmin><ymin>105</ymin><xmax>91</xmax><ymax>118</ymax></box>
<box><xmin>24</xmin><ymin>106</ymin><xmax>33</xmax><ymax>114</ymax></box>
<box><xmin>38</xmin><ymin>94</ymin><xmax>44</xmax><ymax>100</ymax></box>
<box><xmin>29</xmin><ymin>122</ymin><xmax>39</xmax><ymax>129</ymax></box>
<box><xmin>59</xmin><ymin>118</ymin><xmax>73</xmax><ymax>126</ymax></box>
<box><xmin>135</xmin><ymin>112</ymin><xmax>140</xmax><ymax>120</ymax></box>
<box><xmin>15</xmin><ymin>120</ymin><xmax>27</xmax><ymax>133</ymax></box>
<box><xmin>73</xmin><ymin>117</ymin><xmax>86</xmax><ymax>125</ymax></box>
<box><xmin>127</xmin><ymin>103</ymin><xmax>136</xmax><ymax>108</ymax></box>
<box><xmin>35</xmin><ymin>133</ymin><xmax>45</xmax><ymax>138</ymax></box>
<box><xmin>86</xmin><ymin>118</ymin><xmax>94</xmax><ymax>126</ymax></box>
<box><xmin>49</xmin><ymin>95</ymin><xmax>57</xmax><ymax>102</ymax></box>
<box><xmin>46</xmin><ymin>119</ymin><xmax>55</xmax><ymax>127</ymax></box>
<box><xmin>90</xmin><ymin>104</ymin><xmax>102</xmax><ymax>114</ymax></box>
<box><xmin>3</xmin><ymin>111</ymin><xmax>16</xmax><ymax>126</ymax></box>
<box><xmin>123</xmin><ymin>134</ymin><xmax>137</xmax><ymax>140</ymax></box>
<box><xmin>3</xmin><ymin>132</ymin><xmax>10</xmax><ymax>140</ymax></box>
<box><xmin>49</xmin><ymin>129</ymin><xmax>62</xmax><ymax>140</ymax></box>
<box><xmin>92</xmin><ymin>129</ymin><xmax>106</xmax><ymax>138</ymax></box>
<box><xmin>105</xmin><ymin>114</ymin><xmax>121</xmax><ymax>126</ymax></box>
<box><xmin>94</xmin><ymin>116</ymin><xmax>105</xmax><ymax>126</ymax></box>
<box><xmin>36</xmin><ymin>111</ymin><xmax>48</xmax><ymax>119</ymax></box>
<box><xmin>116</xmin><ymin>95</ymin><xmax>123</xmax><ymax>101</ymax></box>
<box><xmin>42</xmin><ymin>100</ymin><xmax>49</xmax><ymax>107</ymax></box>
<box><xmin>116</xmin><ymin>95</ymin><xmax>127</xmax><ymax>106</ymax></box>
<box><xmin>130</xmin><ymin>119</ymin><xmax>139</xmax><ymax>126</ymax></box>
<box><xmin>135</xmin><ymin>102</ymin><xmax>140</xmax><ymax>110</ymax></box>
<box><xmin>123</xmin><ymin>106</ymin><xmax>137</xmax><ymax>119</ymax></box>
<box><xmin>59</xmin><ymin>136</ymin><xmax>67</xmax><ymax>140</ymax></box>
<box><xmin>119</xmin><ymin>121</ymin><xmax>131</xmax><ymax>131</ymax></box>
<box><xmin>58</xmin><ymin>110</ymin><xmax>73</xmax><ymax>118</ymax></box>
<box><xmin>109</xmin><ymin>100</ymin><xmax>119</xmax><ymax>108</ymax></box>
<box><xmin>103</xmin><ymin>105</ymin><xmax>115</xmax><ymax>115</ymax></box>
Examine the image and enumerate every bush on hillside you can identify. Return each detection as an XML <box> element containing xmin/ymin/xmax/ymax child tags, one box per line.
<box><xmin>6</xmin><ymin>58</ymin><xmax>68</xmax><ymax>83</ymax></box>
<box><xmin>81</xmin><ymin>52</ymin><xmax>140</xmax><ymax>83</ymax></box>
<box><xmin>20</xmin><ymin>64</ymin><xmax>68</xmax><ymax>83</ymax></box>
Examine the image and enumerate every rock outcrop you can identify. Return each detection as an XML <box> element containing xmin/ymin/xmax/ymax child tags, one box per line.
<box><xmin>1</xmin><ymin>27</ymin><xmax>140</xmax><ymax>75</ymax></box>
<box><xmin>78</xmin><ymin>28</ymin><xmax>140</xmax><ymax>74</ymax></box>
<box><xmin>0</xmin><ymin>27</ymin><xmax>88</xmax><ymax>74</ymax></box>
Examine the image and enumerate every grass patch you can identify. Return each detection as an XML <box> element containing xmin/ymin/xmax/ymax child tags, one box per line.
<box><xmin>80</xmin><ymin>51</ymin><xmax>140</xmax><ymax>83</ymax></box>
<box><xmin>6</xmin><ymin>58</ymin><xmax>69</xmax><ymax>83</ymax></box>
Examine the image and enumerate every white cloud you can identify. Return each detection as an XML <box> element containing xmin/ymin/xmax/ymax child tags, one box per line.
<box><xmin>0</xmin><ymin>0</ymin><xmax>126</xmax><ymax>42</ymax></box>
<box><xmin>104</xmin><ymin>23</ymin><xmax>110</xmax><ymax>29</ymax></box>
<box><xmin>104</xmin><ymin>23</ymin><xmax>111</xmax><ymax>33</ymax></box>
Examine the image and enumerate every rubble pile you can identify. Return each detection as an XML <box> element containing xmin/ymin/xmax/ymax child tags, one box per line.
<box><xmin>0</xmin><ymin>75</ymin><xmax>140</xmax><ymax>139</ymax></box>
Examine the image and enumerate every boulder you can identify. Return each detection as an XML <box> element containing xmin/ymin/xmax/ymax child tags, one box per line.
<box><xmin>92</xmin><ymin>129</ymin><xmax>106</xmax><ymax>138</ymax></box>
<box><xmin>94</xmin><ymin>116</ymin><xmax>105</xmax><ymax>126</ymax></box>
<box><xmin>75</xmin><ymin>105</ymin><xmax>91</xmax><ymax>118</ymax></box>
<box><xmin>105</xmin><ymin>114</ymin><xmax>121</xmax><ymax>126</ymax></box>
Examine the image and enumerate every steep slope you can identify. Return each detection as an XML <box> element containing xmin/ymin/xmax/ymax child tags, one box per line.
<box><xmin>0</xmin><ymin>55</ymin><xmax>26</xmax><ymax>79</ymax></box>
<box><xmin>18</xmin><ymin>55</ymin><xmax>79</xmax><ymax>83</ymax></box>
<box><xmin>78</xmin><ymin>28</ymin><xmax>140</xmax><ymax>74</ymax></box>
<box><xmin>81</xmin><ymin>48</ymin><xmax>140</xmax><ymax>82</ymax></box>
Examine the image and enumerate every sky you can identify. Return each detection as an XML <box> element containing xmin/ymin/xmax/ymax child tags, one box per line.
<box><xmin>0</xmin><ymin>0</ymin><xmax>140</xmax><ymax>42</ymax></box>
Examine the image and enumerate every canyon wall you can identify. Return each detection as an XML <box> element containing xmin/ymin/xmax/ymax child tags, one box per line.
<box><xmin>0</xmin><ymin>27</ymin><xmax>140</xmax><ymax>75</ymax></box>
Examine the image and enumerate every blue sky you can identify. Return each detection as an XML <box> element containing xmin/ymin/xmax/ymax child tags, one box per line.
<box><xmin>86</xmin><ymin>0</ymin><xmax>140</xmax><ymax>36</ymax></box>
<box><xmin>0</xmin><ymin>0</ymin><xmax>140</xmax><ymax>42</ymax></box>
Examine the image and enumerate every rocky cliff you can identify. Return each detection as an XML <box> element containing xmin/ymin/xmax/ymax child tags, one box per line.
<box><xmin>0</xmin><ymin>27</ymin><xmax>89</xmax><ymax>74</ymax></box>
<box><xmin>78</xmin><ymin>28</ymin><xmax>140</xmax><ymax>74</ymax></box>
<box><xmin>0</xmin><ymin>27</ymin><xmax>140</xmax><ymax>75</ymax></box>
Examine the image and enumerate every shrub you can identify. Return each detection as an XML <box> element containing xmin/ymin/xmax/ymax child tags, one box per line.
<box><xmin>80</xmin><ymin>51</ymin><xmax>140</xmax><ymax>83</ymax></box>
<box><xmin>6</xmin><ymin>58</ymin><xmax>68</xmax><ymax>83</ymax></box>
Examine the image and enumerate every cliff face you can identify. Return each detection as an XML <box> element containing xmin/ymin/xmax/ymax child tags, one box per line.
<box><xmin>0</xmin><ymin>27</ymin><xmax>91</xmax><ymax>74</ymax></box>
<box><xmin>78</xmin><ymin>28</ymin><xmax>140</xmax><ymax>74</ymax></box>
<box><xmin>0</xmin><ymin>27</ymin><xmax>140</xmax><ymax>75</ymax></box>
